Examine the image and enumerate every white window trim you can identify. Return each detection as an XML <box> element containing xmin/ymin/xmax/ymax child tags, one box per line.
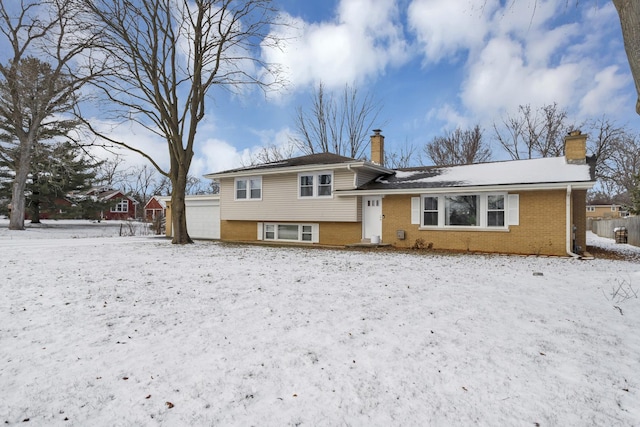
<box><xmin>111</xmin><ymin>199</ymin><xmax>129</xmax><ymax>213</ymax></box>
<box><xmin>234</xmin><ymin>176</ymin><xmax>262</xmax><ymax>201</ymax></box>
<box><xmin>258</xmin><ymin>222</ymin><xmax>319</xmax><ymax>243</ymax></box>
<box><xmin>417</xmin><ymin>193</ymin><xmax>511</xmax><ymax>230</ymax></box>
<box><xmin>297</xmin><ymin>171</ymin><xmax>333</xmax><ymax>199</ymax></box>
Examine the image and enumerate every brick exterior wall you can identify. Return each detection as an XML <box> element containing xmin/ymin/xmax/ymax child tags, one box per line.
<box><xmin>572</xmin><ymin>189</ymin><xmax>587</xmax><ymax>253</ymax></box>
<box><xmin>380</xmin><ymin>191</ymin><xmax>576</xmax><ymax>256</ymax></box>
<box><xmin>564</xmin><ymin>133</ymin><xmax>587</xmax><ymax>163</ymax></box>
<box><xmin>221</xmin><ymin>220</ymin><xmax>362</xmax><ymax>245</ymax></box>
<box><xmin>215</xmin><ymin>189</ymin><xmax>588</xmax><ymax>256</ymax></box>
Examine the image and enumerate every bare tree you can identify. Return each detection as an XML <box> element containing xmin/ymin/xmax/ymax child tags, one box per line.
<box><xmin>612</xmin><ymin>1</ymin><xmax>640</xmax><ymax>115</ymax></box>
<box><xmin>124</xmin><ymin>164</ymin><xmax>157</xmax><ymax>215</ymax></box>
<box><xmin>79</xmin><ymin>0</ymin><xmax>284</xmax><ymax>244</ymax></box>
<box><xmin>243</xmin><ymin>141</ymin><xmax>298</xmax><ymax>166</ymax></box>
<box><xmin>598</xmin><ymin>131</ymin><xmax>640</xmax><ymax>202</ymax></box>
<box><xmin>584</xmin><ymin>116</ymin><xmax>626</xmax><ymax>182</ymax></box>
<box><xmin>292</xmin><ymin>82</ymin><xmax>382</xmax><ymax>159</ymax></box>
<box><xmin>424</xmin><ymin>125</ymin><xmax>491</xmax><ymax>166</ymax></box>
<box><xmin>0</xmin><ymin>0</ymin><xmax>98</xmax><ymax>230</ymax></box>
<box><xmin>494</xmin><ymin>103</ymin><xmax>571</xmax><ymax>160</ymax></box>
<box><xmin>94</xmin><ymin>154</ymin><xmax>128</xmax><ymax>189</ymax></box>
<box><xmin>385</xmin><ymin>139</ymin><xmax>419</xmax><ymax>169</ymax></box>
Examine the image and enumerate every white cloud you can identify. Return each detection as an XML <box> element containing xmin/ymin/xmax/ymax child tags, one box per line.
<box><xmin>579</xmin><ymin>66</ymin><xmax>631</xmax><ymax>117</ymax></box>
<box><xmin>87</xmin><ymin>119</ymin><xmax>169</xmax><ymax>172</ymax></box>
<box><xmin>406</xmin><ymin>0</ymin><xmax>630</xmax><ymax>129</ymax></box>
<box><xmin>200</xmin><ymin>138</ymin><xmax>248</xmax><ymax>174</ymax></box>
<box><xmin>262</xmin><ymin>0</ymin><xmax>408</xmax><ymax>93</ymax></box>
<box><xmin>407</xmin><ymin>0</ymin><xmax>495</xmax><ymax>63</ymax></box>
<box><xmin>197</xmin><ymin>127</ymin><xmax>298</xmax><ymax>174</ymax></box>
<box><xmin>461</xmin><ymin>37</ymin><xmax>580</xmax><ymax>116</ymax></box>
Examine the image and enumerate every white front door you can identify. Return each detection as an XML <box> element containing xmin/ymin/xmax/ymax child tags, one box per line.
<box><xmin>363</xmin><ymin>196</ymin><xmax>382</xmax><ymax>240</ymax></box>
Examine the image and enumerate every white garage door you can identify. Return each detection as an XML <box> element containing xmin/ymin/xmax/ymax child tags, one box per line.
<box><xmin>184</xmin><ymin>195</ymin><xmax>220</xmax><ymax>239</ymax></box>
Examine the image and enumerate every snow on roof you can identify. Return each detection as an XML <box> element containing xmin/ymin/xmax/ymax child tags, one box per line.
<box><xmin>362</xmin><ymin>157</ymin><xmax>594</xmax><ymax>190</ymax></box>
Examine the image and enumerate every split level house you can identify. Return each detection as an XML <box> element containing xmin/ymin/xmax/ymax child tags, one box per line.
<box><xmin>193</xmin><ymin>130</ymin><xmax>596</xmax><ymax>257</ymax></box>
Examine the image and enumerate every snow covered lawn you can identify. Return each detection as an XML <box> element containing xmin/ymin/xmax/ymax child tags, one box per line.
<box><xmin>1</xmin><ymin>220</ymin><xmax>639</xmax><ymax>426</ymax></box>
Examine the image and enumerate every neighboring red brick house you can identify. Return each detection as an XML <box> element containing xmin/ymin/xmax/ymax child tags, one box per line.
<box><xmin>86</xmin><ymin>187</ymin><xmax>138</xmax><ymax>220</ymax></box>
<box><xmin>144</xmin><ymin>196</ymin><xmax>166</xmax><ymax>221</ymax></box>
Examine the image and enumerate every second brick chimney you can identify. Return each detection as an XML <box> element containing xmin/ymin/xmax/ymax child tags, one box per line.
<box><xmin>370</xmin><ymin>129</ymin><xmax>384</xmax><ymax>166</ymax></box>
<box><xmin>564</xmin><ymin>130</ymin><xmax>587</xmax><ymax>164</ymax></box>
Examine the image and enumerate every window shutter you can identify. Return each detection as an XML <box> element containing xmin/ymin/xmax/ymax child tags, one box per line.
<box><xmin>411</xmin><ymin>197</ymin><xmax>420</xmax><ymax>225</ymax></box>
<box><xmin>508</xmin><ymin>195</ymin><xmax>519</xmax><ymax>226</ymax></box>
<box><xmin>312</xmin><ymin>224</ymin><xmax>320</xmax><ymax>243</ymax></box>
<box><xmin>257</xmin><ymin>222</ymin><xmax>263</xmax><ymax>240</ymax></box>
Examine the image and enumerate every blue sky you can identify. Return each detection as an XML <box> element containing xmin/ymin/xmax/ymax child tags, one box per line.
<box><xmin>3</xmin><ymin>0</ymin><xmax>636</xmax><ymax>179</ymax></box>
<box><xmin>176</xmin><ymin>0</ymin><xmax>636</xmax><ymax>178</ymax></box>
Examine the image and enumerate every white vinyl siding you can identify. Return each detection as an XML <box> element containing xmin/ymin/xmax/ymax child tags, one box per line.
<box><xmin>356</xmin><ymin>169</ymin><xmax>383</xmax><ymax>187</ymax></box>
<box><xmin>220</xmin><ymin>170</ymin><xmax>359</xmax><ymax>222</ymax></box>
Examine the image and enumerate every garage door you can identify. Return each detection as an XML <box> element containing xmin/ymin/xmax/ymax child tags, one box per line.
<box><xmin>185</xmin><ymin>195</ymin><xmax>220</xmax><ymax>239</ymax></box>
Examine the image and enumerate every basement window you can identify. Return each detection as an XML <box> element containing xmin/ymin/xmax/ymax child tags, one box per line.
<box><xmin>260</xmin><ymin>223</ymin><xmax>319</xmax><ymax>243</ymax></box>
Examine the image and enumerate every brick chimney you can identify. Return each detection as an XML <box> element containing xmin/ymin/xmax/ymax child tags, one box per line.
<box><xmin>564</xmin><ymin>130</ymin><xmax>587</xmax><ymax>164</ymax></box>
<box><xmin>370</xmin><ymin>129</ymin><xmax>384</xmax><ymax>166</ymax></box>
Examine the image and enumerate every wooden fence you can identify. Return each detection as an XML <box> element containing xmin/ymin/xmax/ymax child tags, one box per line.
<box><xmin>589</xmin><ymin>216</ymin><xmax>640</xmax><ymax>247</ymax></box>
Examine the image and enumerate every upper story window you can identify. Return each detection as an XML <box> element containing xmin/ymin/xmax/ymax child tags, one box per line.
<box><xmin>235</xmin><ymin>177</ymin><xmax>262</xmax><ymax>200</ymax></box>
<box><xmin>298</xmin><ymin>171</ymin><xmax>333</xmax><ymax>198</ymax></box>
<box><xmin>111</xmin><ymin>199</ymin><xmax>129</xmax><ymax>213</ymax></box>
<box><xmin>586</xmin><ymin>206</ymin><xmax>595</xmax><ymax>212</ymax></box>
<box><xmin>421</xmin><ymin>193</ymin><xmax>506</xmax><ymax>228</ymax></box>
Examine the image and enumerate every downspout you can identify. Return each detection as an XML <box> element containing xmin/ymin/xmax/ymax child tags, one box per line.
<box><xmin>347</xmin><ymin>164</ymin><xmax>357</xmax><ymax>188</ymax></box>
<box><xmin>566</xmin><ymin>185</ymin><xmax>580</xmax><ymax>259</ymax></box>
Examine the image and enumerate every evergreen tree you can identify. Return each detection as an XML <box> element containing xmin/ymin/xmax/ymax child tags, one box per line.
<box><xmin>0</xmin><ymin>139</ymin><xmax>102</xmax><ymax>221</ymax></box>
<box><xmin>27</xmin><ymin>141</ymin><xmax>101</xmax><ymax>222</ymax></box>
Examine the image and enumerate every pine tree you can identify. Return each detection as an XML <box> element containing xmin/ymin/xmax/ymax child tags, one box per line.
<box><xmin>0</xmin><ymin>139</ymin><xmax>102</xmax><ymax>221</ymax></box>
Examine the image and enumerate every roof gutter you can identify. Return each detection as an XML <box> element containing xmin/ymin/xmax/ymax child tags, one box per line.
<box><xmin>205</xmin><ymin>161</ymin><xmax>393</xmax><ymax>180</ymax></box>
<box><xmin>335</xmin><ymin>181</ymin><xmax>596</xmax><ymax>197</ymax></box>
<box><xmin>566</xmin><ymin>184</ymin><xmax>581</xmax><ymax>259</ymax></box>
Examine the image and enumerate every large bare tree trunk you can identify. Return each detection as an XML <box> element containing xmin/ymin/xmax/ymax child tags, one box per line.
<box><xmin>81</xmin><ymin>0</ymin><xmax>284</xmax><ymax>244</ymax></box>
<box><xmin>9</xmin><ymin>165</ymin><xmax>29</xmax><ymax>229</ymax></box>
<box><xmin>170</xmin><ymin>161</ymin><xmax>192</xmax><ymax>244</ymax></box>
<box><xmin>8</xmin><ymin>130</ymin><xmax>38</xmax><ymax>230</ymax></box>
<box><xmin>613</xmin><ymin>0</ymin><xmax>640</xmax><ymax>115</ymax></box>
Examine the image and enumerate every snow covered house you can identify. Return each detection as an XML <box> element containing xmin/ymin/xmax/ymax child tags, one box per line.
<box><xmin>176</xmin><ymin>130</ymin><xmax>595</xmax><ymax>256</ymax></box>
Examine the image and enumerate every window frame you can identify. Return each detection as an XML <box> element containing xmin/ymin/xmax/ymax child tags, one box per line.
<box><xmin>111</xmin><ymin>198</ymin><xmax>129</xmax><ymax>213</ymax></box>
<box><xmin>261</xmin><ymin>222</ymin><xmax>319</xmax><ymax>243</ymax></box>
<box><xmin>234</xmin><ymin>176</ymin><xmax>262</xmax><ymax>201</ymax></box>
<box><xmin>420</xmin><ymin>193</ymin><xmax>508</xmax><ymax>230</ymax></box>
<box><xmin>298</xmin><ymin>171</ymin><xmax>333</xmax><ymax>199</ymax></box>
